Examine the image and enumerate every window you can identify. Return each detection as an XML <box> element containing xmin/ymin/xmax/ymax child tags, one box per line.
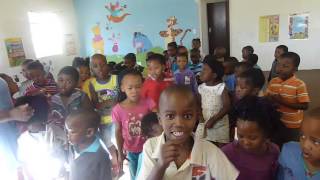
<box><xmin>28</xmin><ymin>12</ymin><xmax>63</xmax><ymax>58</ymax></box>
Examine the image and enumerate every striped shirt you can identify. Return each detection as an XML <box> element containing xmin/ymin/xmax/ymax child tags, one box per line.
<box><xmin>266</xmin><ymin>76</ymin><xmax>310</xmax><ymax>128</ymax></box>
<box><xmin>25</xmin><ymin>78</ymin><xmax>58</xmax><ymax>97</ymax></box>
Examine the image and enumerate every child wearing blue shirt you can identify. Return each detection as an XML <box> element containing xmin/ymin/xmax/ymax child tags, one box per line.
<box><xmin>223</xmin><ymin>57</ymin><xmax>238</xmax><ymax>94</ymax></box>
<box><xmin>278</xmin><ymin>108</ymin><xmax>320</xmax><ymax>180</ymax></box>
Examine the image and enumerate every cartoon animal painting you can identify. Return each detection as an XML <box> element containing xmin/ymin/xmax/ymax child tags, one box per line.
<box><xmin>159</xmin><ymin>16</ymin><xmax>183</xmax><ymax>46</ymax></box>
<box><xmin>133</xmin><ymin>32</ymin><xmax>153</xmax><ymax>53</ymax></box>
<box><xmin>105</xmin><ymin>1</ymin><xmax>130</xmax><ymax>23</ymax></box>
<box><xmin>108</xmin><ymin>33</ymin><xmax>120</xmax><ymax>53</ymax></box>
<box><xmin>92</xmin><ymin>23</ymin><xmax>105</xmax><ymax>54</ymax></box>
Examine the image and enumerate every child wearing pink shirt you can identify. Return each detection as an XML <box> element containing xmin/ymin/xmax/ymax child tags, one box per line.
<box><xmin>112</xmin><ymin>70</ymin><xmax>155</xmax><ymax>180</ymax></box>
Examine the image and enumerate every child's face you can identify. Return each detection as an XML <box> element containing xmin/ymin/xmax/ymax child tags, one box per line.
<box><xmin>235</xmin><ymin>77</ymin><xmax>256</xmax><ymax>99</ymax></box>
<box><xmin>190</xmin><ymin>52</ymin><xmax>200</xmax><ymax>64</ymax></box>
<box><xmin>223</xmin><ymin>62</ymin><xmax>234</xmax><ymax>75</ymax></box>
<box><xmin>91</xmin><ymin>58</ymin><xmax>109</xmax><ymax>80</ymax></box>
<box><xmin>124</xmin><ymin>58</ymin><xmax>135</xmax><ymax>69</ymax></box>
<box><xmin>242</xmin><ymin>48</ymin><xmax>249</xmax><ymax>60</ymax></box>
<box><xmin>192</xmin><ymin>40</ymin><xmax>201</xmax><ymax>49</ymax></box>
<box><xmin>79</xmin><ymin>66</ymin><xmax>90</xmax><ymax>82</ymax></box>
<box><xmin>147</xmin><ymin>60</ymin><xmax>164</xmax><ymax>80</ymax></box>
<box><xmin>200</xmin><ymin>64</ymin><xmax>214</xmax><ymax>83</ymax></box>
<box><xmin>274</xmin><ymin>48</ymin><xmax>285</xmax><ymax>60</ymax></box>
<box><xmin>167</xmin><ymin>46</ymin><xmax>177</xmax><ymax>57</ymax></box>
<box><xmin>300</xmin><ymin>117</ymin><xmax>320</xmax><ymax>165</ymax></box>
<box><xmin>28</xmin><ymin>69</ymin><xmax>46</xmax><ymax>85</ymax></box>
<box><xmin>234</xmin><ymin>66</ymin><xmax>248</xmax><ymax>77</ymax></box>
<box><xmin>65</xmin><ymin>117</ymin><xmax>89</xmax><ymax>146</ymax></box>
<box><xmin>177</xmin><ymin>56</ymin><xmax>188</xmax><ymax>70</ymax></box>
<box><xmin>121</xmin><ymin>74</ymin><xmax>142</xmax><ymax>102</ymax></box>
<box><xmin>22</xmin><ymin>64</ymin><xmax>30</xmax><ymax>79</ymax></box>
<box><xmin>57</xmin><ymin>73</ymin><xmax>78</xmax><ymax>96</ymax></box>
<box><xmin>158</xmin><ymin>92</ymin><xmax>197</xmax><ymax>144</ymax></box>
<box><xmin>237</xmin><ymin>120</ymin><xmax>268</xmax><ymax>153</ymax></box>
<box><xmin>276</xmin><ymin>57</ymin><xmax>296</xmax><ymax>81</ymax></box>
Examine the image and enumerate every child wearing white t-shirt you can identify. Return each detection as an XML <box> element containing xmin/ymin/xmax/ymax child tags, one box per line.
<box><xmin>137</xmin><ymin>85</ymin><xmax>238</xmax><ymax>180</ymax></box>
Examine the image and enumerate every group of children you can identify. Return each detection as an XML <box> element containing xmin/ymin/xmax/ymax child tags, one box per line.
<box><xmin>1</xmin><ymin>38</ymin><xmax>319</xmax><ymax>180</ymax></box>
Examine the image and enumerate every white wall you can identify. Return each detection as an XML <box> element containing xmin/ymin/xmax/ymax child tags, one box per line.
<box><xmin>230</xmin><ymin>0</ymin><xmax>320</xmax><ymax>70</ymax></box>
<box><xmin>0</xmin><ymin>0</ymin><xmax>80</xmax><ymax>81</ymax></box>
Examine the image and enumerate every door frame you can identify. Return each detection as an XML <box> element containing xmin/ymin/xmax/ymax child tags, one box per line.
<box><xmin>196</xmin><ymin>0</ymin><xmax>227</xmax><ymax>56</ymax></box>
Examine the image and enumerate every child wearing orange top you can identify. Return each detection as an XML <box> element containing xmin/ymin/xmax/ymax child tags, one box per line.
<box><xmin>266</xmin><ymin>52</ymin><xmax>310</xmax><ymax>145</ymax></box>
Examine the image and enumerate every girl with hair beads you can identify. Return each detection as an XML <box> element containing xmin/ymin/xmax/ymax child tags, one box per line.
<box><xmin>222</xmin><ymin>97</ymin><xmax>282</xmax><ymax>180</ymax></box>
<box><xmin>112</xmin><ymin>70</ymin><xmax>156</xmax><ymax>179</ymax></box>
<box><xmin>198</xmin><ymin>56</ymin><xmax>231</xmax><ymax>146</ymax></box>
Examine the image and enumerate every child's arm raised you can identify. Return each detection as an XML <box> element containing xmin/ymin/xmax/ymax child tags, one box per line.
<box><xmin>146</xmin><ymin>141</ymin><xmax>179</xmax><ymax>180</ymax></box>
<box><xmin>206</xmin><ymin>87</ymin><xmax>231</xmax><ymax>129</ymax></box>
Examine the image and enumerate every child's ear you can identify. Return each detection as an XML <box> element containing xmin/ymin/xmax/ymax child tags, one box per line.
<box><xmin>157</xmin><ymin>113</ymin><xmax>163</xmax><ymax>126</ymax></box>
<box><xmin>213</xmin><ymin>73</ymin><xmax>217</xmax><ymax>79</ymax></box>
<box><xmin>86</xmin><ymin>128</ymin><xmax>95</xmax><ymax>138</ymax></box>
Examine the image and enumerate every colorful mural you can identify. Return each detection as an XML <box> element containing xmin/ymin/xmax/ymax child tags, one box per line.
<box><xmin>105</xmin><ymin>1</ymin><xmax>130</xmax><ymax>23</ymax></box>
<box><xmin>91</xmin><ymin>23</ymin><xmax>105</xmax><ymax>54</ymax></box>
<box><xmin>133</xmin><ymin>32</ymin><xmax>153</xmax><ymax>53</ymax></box>
<box><xmin>108</xmin><ymin>33</ymin><xmax>121</xmax><ymax>53</ymax></box>
<box><xmin>74</xmin><ymin>0</ymin><xmax>199</xmax><ymax>63</ymax></box>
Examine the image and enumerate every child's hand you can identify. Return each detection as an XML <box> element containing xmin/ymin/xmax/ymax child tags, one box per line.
<box><xmin>9</xmin><ymin>104</ymin><xmax>34</xmax><ymax>122</ymax></box>
<box><xmin>205</xmin><ymin>117</ymin><xmax>217</xmax><ymax>129</ymax></box>
<box><xmin>117</xmin><ymin>150</ymin><xmax>126</xmax><ymax>174</ymax></box>
<box><xmin>157</xmin><ymin>140</ymin><xmax>179</xmax><ymax>169</ymax></box>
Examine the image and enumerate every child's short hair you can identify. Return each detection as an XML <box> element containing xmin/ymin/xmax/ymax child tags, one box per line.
<box><xmin>233</xmin><ymin>96</ymin><xmax>283</xmax><ymax>139</ymax></box>
<box><xmin>192</xmin><ymin>38</ymin><xmax>201</xmax><ymax>43</ymax></box>
<box><xmin>238</xmin><ymin>68</ymin><xmax>265</xmax><ymax>90</ymax></box>
<box><xmin>15</xmin><ymin>95</ymin><xmax>48</xmax><ymax>124</ymax></box>
<box><xmin>72</xmin><ymin>57</ymin><xmax>85</xmax><ymax>68</ymax></box>
<box><xmin>203</xmin><ymin>56</ymin><xmax>224</xmax><ymax>81</ymax></box>
<box><xmin>235</xmin><ymin>62</ymin><xmax>251</xmax><ymax>71</ymax></box>
<box><xmin>68</xmin><ymin>109</ymin><xmax>100</xmax><ymax>130</ymax></box>
<box><xmin>177</xmin><ymin>52</ymin><xmax>188</xmax><ymax>60</ymax></box>
<box><xmin>58</xmin><ymin>66</ymin><xmax>80</xmax><ymax>82</ymax></box>
<box><xmin>248</xmin><ymin>54</ymin><xmax>258</xmax><ymax>66</ymax></box>
<box><xmin>276</xmin><ymin>45</ymin><xmax>288</xmax><ymax>52</ymax></box>
<box><xmin>280</xmin><ymin>52</ymin><xmax>300</xmax><ymax>68</ymax></box>
<box><xmin>141</xmin><ymin>112</ymin><xmax>159</xmax><ymax>137</ymax></box>
<box><xmin>124</xmin><ymin>53</ymin><xmax>136</xmax><ymax>63</ymax></box>
<box><xmin>147</xmin><ymin>53</ymin><xmax>166</xmax><ymax>65</ymax></box>
<box><xmin>22</xmin><ymin>59</ymin><xmax>34</xmax><ymax>66</ymax></box>
<box><xmin>225</xmin><ymin>57</ymin><xmax>239</xmax><ymax>66</ymax></box>
<box><xmin>159</xmin><ymin>84</ymin><xmax>197</xmax><ymax>109</ymax></box>
<box><xmin>167</xmin><ymin>42</ymin><xmax>178</xmax><ymax>49</ymax></box>
<box><xmin>27</xmin><ymin>61</ymin><xmax>44</xmax><ymax>71</ymax></box>
<box><xmin>243</xmin><ymin>45</ymin><xmax>254</xmax><ymax>54</ymax></box>
<box><xmin>91</xmin><ymin>53</ymin><xmax>107</xmax><ymax>63</ymax></box>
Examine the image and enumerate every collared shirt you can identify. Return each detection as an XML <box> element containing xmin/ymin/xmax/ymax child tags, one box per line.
<box><xmin>70</xmin><ymin>137</ymin><xmax>112</xmax><ymax>180</ymax></box>
<box><xmin>278</xmin><ymin>142</ymin><xmax>320</xmax><ymax>180</ymax></box>
<box><xmin>137</xmin><ymin>133</ymin><xmax>239</xmax><ymax>180</ymax></box>
<box><xmin>266</xmin><ymin>75</ymin><xmax>310</xmax><ymax>128</ymax></box>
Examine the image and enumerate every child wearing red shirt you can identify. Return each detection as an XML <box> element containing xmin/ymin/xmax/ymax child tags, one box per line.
<box><xmin>141</xmin><ymin>53</ymin><xmax>173</xmax><ymax>109</ymax></box>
